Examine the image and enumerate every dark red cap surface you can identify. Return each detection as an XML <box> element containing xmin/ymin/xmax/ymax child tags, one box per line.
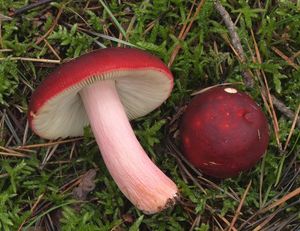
<box><xmin>180</xmin><ymin>87</ymin><xmax>269</xmax><ymax>178</ymax></box>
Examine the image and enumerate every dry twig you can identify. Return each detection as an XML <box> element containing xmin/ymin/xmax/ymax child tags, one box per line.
<box><xmin>228</xmin><ymin>181</ymin><xmax>252</xmax><ymax>231</ymax></box>
<box><xmin>271</xmin><ymin>46</ymin><xmax>299</xmax><ymax>71</ymax></box>
<box><xmin>17</xmin><ymin>193</ymin><xmax>45</xmax><ymax>231</ymax></box>
<box><xmin>168</xmin><ymin>0</ymin><xmax>206</xmax><ymax>67</ymax></box>
<box><xmin>214</xmin><ymin>0</ymin><xmax>254</xmax><ymax>87</ymax></box>
<box><xmin>214</xmin><ymin>0</ymin><xmax>300</xmax><ymax>130</ymax></box>
<box><xmin>14</xmin><ymin>137</ymin><xmax>83</xmax><ymax>149</ymax></box>
<box><xmin>10</xmin><ymin>0</ymin><xmax>55</xmax><ymax>16</ymax></box>
<box><xmin>35</xmin><ymin>5</ymin><xmax>64</xmax><ymax>45</ymax></box>
<box><xmin>271</xmin><ymin>97</ymin><xmax>300</xmax><ymax>129</ymax></box>
<box><xmin>259</xmin><ymin>187</ymin><xmax>300</xmax><ymax>214</ymax></box>
<box><xmin>0</xmin><ymin>57</ymin><xmax>60</xmax><ymax>63</ymax></box>
<box><xmin>283</xmin><ymin>104</ymin><xmax>300</xmax><ymax>151</ymax></box>
<box><xmin>250</xmin><ymin>29</ymin><xmax>282</xmax><ymax>150</ymax></box>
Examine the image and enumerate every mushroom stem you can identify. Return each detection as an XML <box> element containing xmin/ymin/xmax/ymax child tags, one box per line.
<box><xmin>80</xmin><ymin>80</ymin><xmax>178</xmax><ymax>214</ymax></box>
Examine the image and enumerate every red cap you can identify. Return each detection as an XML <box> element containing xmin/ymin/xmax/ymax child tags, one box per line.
<box><xmin>180</xmin><ymin>87</ymin><xmax>269</xmax><ymax>178</ymax></box>
<box><xmin>29</xmin><ymin>48</ymin><xmax>173</xmax><ymax>139</ymax></box>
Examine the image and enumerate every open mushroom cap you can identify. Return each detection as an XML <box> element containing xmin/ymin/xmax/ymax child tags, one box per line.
<box><xmin>29</xmin><ymin>48</ymin><xmax>173</xmax><ymax>139</ymax></box>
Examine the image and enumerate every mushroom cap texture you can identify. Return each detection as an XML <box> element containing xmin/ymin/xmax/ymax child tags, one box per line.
<box><xmin>29</xmin><ymin>48</ymin><xmax>173</xmax><ymax>139</ymax></box>
<box><xmin>180</xmin><ymin>87</ymin><xmax>269</xmax><ymax>178</ymax></box>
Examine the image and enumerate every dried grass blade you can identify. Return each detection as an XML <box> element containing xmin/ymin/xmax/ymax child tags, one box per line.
<box><xmin>228</xmin><ymin>181</ymin><xmax>252</xmax><ymax>231</ymax></box>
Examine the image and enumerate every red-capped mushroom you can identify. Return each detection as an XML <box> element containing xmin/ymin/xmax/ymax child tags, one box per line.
<box><xmin>180</xmin><ymin>86</ymin><xmax>269</xmax><ymax>178</ymax></box>
<box><xmin>28</xmin><ymin>48</ymin><xmax>178</xmax><ymax>214</ymax></box>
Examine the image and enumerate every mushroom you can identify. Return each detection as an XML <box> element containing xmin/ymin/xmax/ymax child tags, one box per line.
<box><xmin>28</xmin><ymin>48</ymin><xmax>178</xmax><ymax>214</ymax></box>
<box><xmin>180</xmin><ymin>87</ymin><xmax>269</xmax><ymax>178</ymax></box>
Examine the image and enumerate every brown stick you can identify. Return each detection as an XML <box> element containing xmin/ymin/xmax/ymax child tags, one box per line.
<box><xmin>214</xmin><ymin>1</ymin><xmax>244</xmax><ymax>62</ymax></box>
<box><xmin>214</xmin><ymin>0</ymin><xmax>300</xmax><ymax>129</ymax></box>
<box><xmin>0</xmin><ymin>57</ymin><xmax>60</xmax><ymax>64</ymax></box>
<box><xmin>35</xmin><ymin>6</ymin><xmax>64</xmax><ymax>45</ymax></box>
<box><xmin>10</xmin><ymin>0</ymin><xmax>55</xmax><ymax>16</ymax></box>
<box><xmin>228</xmin><ymin>181</ymin><xmax>252</xmax><ymax>231</ymax></box>
<box><xmin>214</xmin><ymin>0</ymin><xmax>254</xmax><ymax>87</ymax></box>
<box><xmin>250</xmin><ymin>29</ymin><xmax>282</xmax><ymax>149</ymax></box>
<box><xmin>14</xmin><ymin>137</ymin><xmax>83</xmax><ymax>149</ymax></box>
<box><xmin>271</xmin><ymin>96</ymin><xmax>300</xmax><ymax>128</ymax></box>
<box><xmin>168</xmin><ymin>0</ymin><xmax>206</xmax><ymax>67</ymax></box>
<box><xmin>271</xmin><ymin>46</ymin><xmax>299</xmax><ymax>71</ymax></box>
<box><xmin>259</xmin><ymin>187</ymin><xmax>300</xmax><ymax>214</ymax></box>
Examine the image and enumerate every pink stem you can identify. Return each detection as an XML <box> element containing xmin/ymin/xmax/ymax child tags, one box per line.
<box><xmin>80</xmin><ymin>80</ymin><xmax>178</xmax><ymax>214</ymax></box>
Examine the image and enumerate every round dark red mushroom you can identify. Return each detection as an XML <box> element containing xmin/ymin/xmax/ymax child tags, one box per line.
<box><xmin>28</xmin><ymin>47</ymin><xmax>178</xmax><ymax>214</ymax></box>
<box><xmin>180</xmin><ymin>86</ymin><xmax>269</xmax><ymax>178</ymax></box>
